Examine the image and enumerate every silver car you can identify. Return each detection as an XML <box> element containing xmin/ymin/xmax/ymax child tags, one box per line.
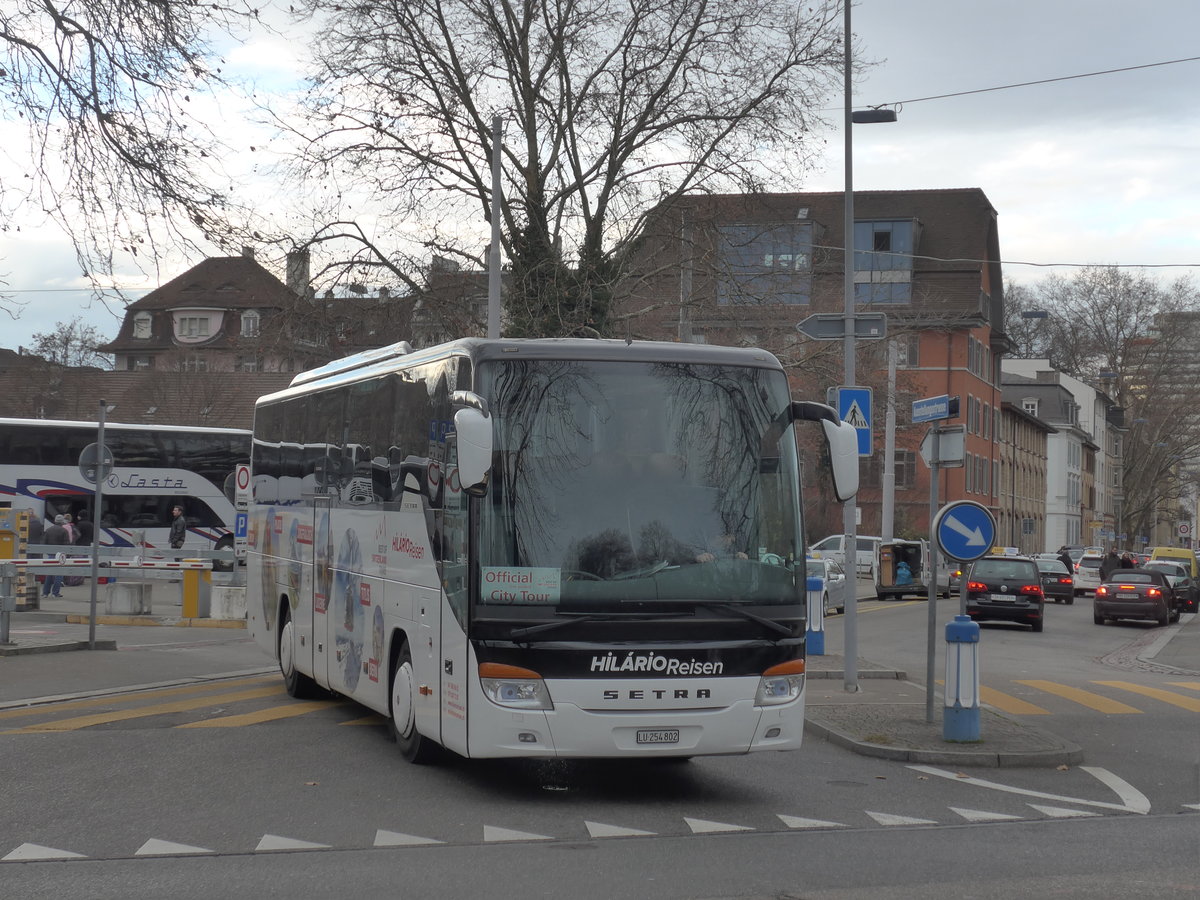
<box><xmin>806</xmin><ymin>557</ymin><xmax>849</xmax><ymax>616</ymax></box>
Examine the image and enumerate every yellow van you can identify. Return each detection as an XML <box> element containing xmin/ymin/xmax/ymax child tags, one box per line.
<box><xmin>1150</xmin><ymin>546</ymin><xmax>1199</xmax><ymax>579</ymax></box>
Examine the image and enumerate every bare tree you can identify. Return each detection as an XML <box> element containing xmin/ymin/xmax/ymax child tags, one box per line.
<box><xmin>0</xmin><ymin>1</ymin><xmax>261</xmax><ymax>298</ymax></box>
<box><xmin>29</xmin><ymin>317</ymin><xmax>112</xmax><ymax>368</ymax></box>
<box><xmin>278</xmin><ymin>0</ymin><xmax>845</xmax><ymax>337</ymax></box>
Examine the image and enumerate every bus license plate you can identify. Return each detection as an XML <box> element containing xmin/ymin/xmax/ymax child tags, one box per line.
<box><xmin>636</xmin><ymin>729</ymin><xmax>680</xmax><ymax>745</ymax></box>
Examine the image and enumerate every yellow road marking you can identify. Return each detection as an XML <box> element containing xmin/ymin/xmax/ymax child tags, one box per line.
<box><xmin>4</xmin><ymin>685</ymin><xmax>286</xmax><ymax>733</ymax></box>
<box><xmin>178</xmin><ymin>701</ymin><xmax>338</xmax><ymax>728</ymax></box>
<box><xmin>977</xmin><ymin>685</ymin><xmax>1051</xmax><ymax>715</ymax></box>
<box><xmin>859</xmin><ymin>600</ymin><xmax>924</xmax><ymax>613</ymax></box>
<box><xmin>0</xmin><ymin>675</ymin><xmax>278</xmax><ymax>721</ymax></box>
<box><xmin>340</xmin><ymin>715</ymin><xmax>386</xmax><ymax>726</ymax></box>
<box><xmin>1167</xmin><ymin>682</ymin><xmax>1200</xmax><ymax>692</ymax></box>
<box><xmin>1094</xmin><ymin>681</ymin><xmax>1200</xmax><ymax>712</ymax></box>
<box><xmin>1015</xmin><ymin>680</ymin><xmax>1142</xmax><ymax>714</ymax></box>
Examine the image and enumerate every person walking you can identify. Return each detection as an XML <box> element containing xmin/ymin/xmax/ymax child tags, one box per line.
<box><xmin>1099</xmin><ymin>548</ymin><xmax>1121</xmax><ymax>582</ymax></box>
<box><xmin>168</xmin><ymin>504</ymin><xmax>187</xmax><ymax>556</ymax></box>
<box><xmin>74</xmin><ymin>511</ymin><xmax>95</xmax><ymax>548</ymax></box>
<box><xmin>1119</xmin><ymin>550</ymin><xmax>1134</xmax><ymax>569</ymax></box>
<box><xmin>41</xmin><ymin>514</ymin><xmax>70</xmax><ymax>598</ymax></box>
<box><xmin>1057</xmin><ymin>546</ymin><xmax>1074</xmax><ymax>573</ymax></box>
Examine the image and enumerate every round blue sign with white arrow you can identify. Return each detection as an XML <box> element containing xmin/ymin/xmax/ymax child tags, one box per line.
<box><xmin>932</xmin><ymin>501</ymin><xmax>997</xmax><ymax>562</ymax></box>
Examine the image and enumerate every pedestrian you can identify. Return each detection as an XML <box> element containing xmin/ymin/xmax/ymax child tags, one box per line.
<box><xmin>1099</xmin><ymin>548</ymin><xmax>1121</xmax><ymax>582</ymax></box>
<box><xmin>27</xmin><ymin>509</ymin><xmax>44</xmax><ymax>584</ymax></box>
<box><xmin>169</xmin><ymin>504</ymin><xmax>187</xmax><ymax>554</ymax></box>
<box><xmin>41</xmin><ymin>514</ymin><xmax>70</xmax><ymax>598</ymax></box>
<box><xmin>74</xmin><ymin>511</ymin><xmax>95</xmax><ymax>548</ymax></box>
<box><xmin>62</xmin><ymin>512</ymin><xmax>77</xmax><ymax>544</ymax></box>
<box><xmin>1119</xmin><ymin>551</ymin><xmax>1134</xmax><ymax>569</ymax></box>
<box><xmin>1057</xmin><ymin>546</ymin><xmax>1073</xmax><ymax>572</ymax></box>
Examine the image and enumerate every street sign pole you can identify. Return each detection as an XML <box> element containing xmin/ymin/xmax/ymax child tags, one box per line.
<box><xmin>925</xmin><ymin>426</ymin><xmax>940</xmax><ymax>723</ymax></box>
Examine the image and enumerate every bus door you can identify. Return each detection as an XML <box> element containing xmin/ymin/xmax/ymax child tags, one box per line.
<box><xmin>308</xmin><ymin>499</ymin><xmax>332</xmax><ymax>690</ymax></box>
<box><xmin>436</xmin><ymin>452</ymin><xmax>470</xmax><ymax>755</ymax></box>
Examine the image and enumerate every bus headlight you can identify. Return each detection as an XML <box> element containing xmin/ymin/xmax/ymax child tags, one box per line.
<box><xmin>756</xmin><ymin>659</ymin><xmax>805</xmax><ymax>706</ymax></box>
<box><xmin>479</xmin><ymin>662</ymin><xmax>553</xmax><ymax>710</ymax></box>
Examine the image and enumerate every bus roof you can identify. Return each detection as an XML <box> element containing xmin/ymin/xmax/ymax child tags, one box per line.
<box><xmin>0</xmin><ymin>417</ymin><xmax>250</xmax><ymax>435</ymax></box>
<box><xmin>261</xmin><ymin>338</ymin><xmax>787</xmax><ymax>407</ymax></box>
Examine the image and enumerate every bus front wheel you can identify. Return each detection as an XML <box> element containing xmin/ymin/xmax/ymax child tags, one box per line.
<box><xmin>279</xmin><ymin>610</ymin><xmax>319</xmax><ymax>699</ymax></box>
<box><xmin>391</xmin><ymin>642</ymin><xmax>438</xmax><ymax>764</ymax></box>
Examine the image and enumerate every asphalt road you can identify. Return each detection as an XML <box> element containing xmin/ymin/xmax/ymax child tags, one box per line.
<box><xmin>2</xmin><ymin>578</ymin><xmax>1197</xmax><ymax>899</ymax></box>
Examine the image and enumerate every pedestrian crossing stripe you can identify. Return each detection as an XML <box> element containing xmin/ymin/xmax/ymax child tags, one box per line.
<box><xmin>176</xmin><ymin>700</ymin><xmax>339</xmax><ymax>728</ymax></box>
<box><xmin>1015</xmin><ymin>681</ymin><xmax>1141</xmax><ymax>714</ymax></box>
<box><xmin>1094</xmin><ymin>682</ymin><xmax>1200</xmax><ymax>712</ymax></box>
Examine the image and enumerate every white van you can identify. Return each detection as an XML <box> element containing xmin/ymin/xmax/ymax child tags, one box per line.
<box><xmin>875</xmin><ymin>539</ymin><xmax>952</xmax><ymax>600</ymax></box>
<box><xmin>809</xmin><ymin>534</ymin><xmax>882</xmax><ymax>578</ymax></box>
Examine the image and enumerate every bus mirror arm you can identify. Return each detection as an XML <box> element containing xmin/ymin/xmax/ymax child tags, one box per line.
<box><xmin>790</xmin><ymin>401</ymin><xmax>860</xmax><ymax>503</ymax></box>
<box><xmin>398</xmin><ymin>456</ymin><xmax>444</xmax><ymax>504</ymax></box>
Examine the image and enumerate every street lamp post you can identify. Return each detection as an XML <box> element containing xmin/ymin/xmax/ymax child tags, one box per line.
<box><xmin>840</xmin><ymin>5</ymin><xmax>895</xmax><ymax>693</ymax></box>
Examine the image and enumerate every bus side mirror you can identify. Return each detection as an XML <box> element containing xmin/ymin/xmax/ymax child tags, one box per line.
<box><xmin>822</xmin><ymin>419</ymin><xmax>860</xmax><ymax>502</ymax></box>
<box><xmin>454</xmin><ymin>407</ymin><xmax>493</xmax><ymax>495</ymax></box>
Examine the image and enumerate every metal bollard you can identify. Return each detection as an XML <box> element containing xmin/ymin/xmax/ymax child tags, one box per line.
<box><xmin>806</xmin><ymin>574</ymin><xmax>825</xmax><ymax>655</ymax></box>
<box><xmin>943</xmin><ymin>614</ymin><xmax>981</xmax><ymax>741</ymax></box>
<box><xmin>0</xmin><ymin>562</ymin><xmax>15</xmax><ymax>645</ymax></box>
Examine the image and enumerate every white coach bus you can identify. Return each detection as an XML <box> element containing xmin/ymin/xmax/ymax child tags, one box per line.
<box><xmin>0</xmin><ymin>417</ymin><xmax>249</xmax><ymax>563</ymax></box>
<box><xmin>247</xmin><ymin>338</ymin><xmax>858</xmax><ymax>762</ymax></box>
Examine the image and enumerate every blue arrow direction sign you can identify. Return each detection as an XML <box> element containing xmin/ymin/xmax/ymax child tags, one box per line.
<box><xmin>933</xmin><ymin>501</ymin><xmax>997</xmax><ymax>562</ymax></box>
<box><xmin>837</xmin><ymin>386</ymin><xmax>872</xmax><ymax>457</ymax></box>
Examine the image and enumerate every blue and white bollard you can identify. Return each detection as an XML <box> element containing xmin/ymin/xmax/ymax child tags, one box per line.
<box><xmin>806</xmin><ymin>575</ymin><xmax>825</xmax><ymax>656</ymax></box>
<box><xmin>943</xmin><ymin>614</ymin><xmax>980</xmax><ymax>741</ymax></box>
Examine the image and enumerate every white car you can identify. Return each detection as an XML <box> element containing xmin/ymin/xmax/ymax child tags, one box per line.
<box><xmin>808</xmin><ymin>534</ymin><xmax>881</xmax><ymax>578</ymax></box>
<box><xmin>806</xmin><ymin>557</ymin><xmax>849</xmax><ymax>616</ymax></box>
<box><xmin>1073</xmin><ymin>552</ymin><xmax>1104</xmax><ymax>596</ymax></box>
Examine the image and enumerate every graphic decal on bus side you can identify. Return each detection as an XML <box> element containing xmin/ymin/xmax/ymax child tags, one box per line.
<box><xmin>315</xmin><ymin>510</ymin><xmax>331</xmax><ymax>615</ymax></box>
<box><xmin>260</xmin><ymin>507</ymin><xmax>277</xmax><ymax>630</ymax></box>
<box><xmin>334</xmin><ymin>528</ymin><xmax>364</xmax><ymax>690</ymax></box>
<box><xmin>370</xmin><ymin>605</ymin><xmax>383</xmax><ymax>683</ymax></box>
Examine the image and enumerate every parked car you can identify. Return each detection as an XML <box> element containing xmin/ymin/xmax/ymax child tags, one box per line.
<box><xmin>1150</xmin><ymin>546</ymin><xmax>1199</xmax><ymax>580</ymax></box>
<box><xmin>964</xmin><ymin>555</ymin><xmax>1046</xmax><ymax>632</ymax></box>
<box><xmin>808</xmin><ymin>534</ymin><xmax>881</xmax><ymax>578</ymax></box>
<box><xmin>806</xmin><ymin>557</ymin><xmax>849</xmax><ymax>616</ymax></box>
<box><xmin>1094</xmin><ymin>568</ymin><xmax>1181</xmax><ymax>627</ymax></box>
<box><xmin>1073</xmin><ymin>552</ymin><xmax>1104</xmax><ymax>597</ymax></box>
<box><xmin>1034</xmin><ymin>558</ymin><xmax>1074</xmax><ymax>604</ymax></box>
<box><xmin>875</xmin><ymin>539</ymin><xmax>951</xmax><ymax>600</ymax></box>
<box><xmin>1142</xmin><ymin>560</ymin><xmax>1199</xmax><ymax>614</ymax></box>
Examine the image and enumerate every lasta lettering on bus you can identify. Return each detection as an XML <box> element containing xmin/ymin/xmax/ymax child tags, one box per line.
<box><xmin>110</xmin><ymin>472</ymin><xmax>187</xmax><ymax>490</ymax></box>
<box><xmin>481</xmin><ymin>567</ymin><xmax>562</xmax><ymax>604</ymax></box>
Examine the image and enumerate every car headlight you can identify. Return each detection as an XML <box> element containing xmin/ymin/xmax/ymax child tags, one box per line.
<box><xmin>756</xmin><ymin>659</ymin><xmax>806</xmax><ymax>706</ymax></box>
<box><xmin>479</xmin><ymin>662</ymin><xmax>553</xmax><ymax>710</ymax></box>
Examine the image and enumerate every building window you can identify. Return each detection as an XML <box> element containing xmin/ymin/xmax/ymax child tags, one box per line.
<box><xmin>1022</xmin><ymin>398</ymin><xmax>1037</xmax><ymax>417</ymax></box>
<box><xmin>717</xmin><ymin>222</ymin><xmax>813</xmax><ymax>305</ymax></box>
<box><xmin>237</xmin><ymin>355</ymin><xmax>261</xmax><ymax>373</ymax></box>
<box><xmin>178</xmin><ymin>316</ymin><xmax>209</xmax><ymax>338</ymax></box>
<box><xmin>241</xmin><ymin>310</ymin><xmax>260</xmax><ymax>338</ymax></box>
<box><xmin>130</xmin><ymin>356</ymin><xmax>152</xmax><ymax>371</ymax></box>
<box><xmin>132</xmin><ymin>312</ymin><xmax>152</xmax><ymax>339</ymax></box>
<box><xmin>854</xmin><ymin>220</ymin><xmax>916</xmax><ymax>304</ymax></box>
<box><xmin>182</xmin><ymin>355</ymin><xmax>208</xmax><ymax>373</ymax></box>
<box><xmin>895</xmin><ymin>450</ymin><xmax>916</xmax><ymax>489</ymax></box>
<box><xmin>895</xmin><ymin>333</ymin><xmax>919</xmax><ymax>367</ymax></box>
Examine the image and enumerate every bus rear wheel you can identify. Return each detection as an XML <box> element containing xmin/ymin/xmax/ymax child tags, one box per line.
<box><xmin>279</xmin><ymin>610</ymin><xmax>320</xmax><ymax>699</ymax></box>
<box><xmin>391</xmin><ymin>642</ymin><xmax>438</xmax><ymax>764</ymax></box>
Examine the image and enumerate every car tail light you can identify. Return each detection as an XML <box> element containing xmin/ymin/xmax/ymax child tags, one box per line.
<box><xmin>967</xmin><ymin>581</ymin><xmax>987</xmax><ymax>592</ymax></box>
<box><xmin>1019</xmin><ymin>584</ymin><xmax>1044</xmax><ymax>598</ymax></box>
<box><xmin>1146</xmin><ymin>588</ymin><xmax>1162</xmax><ymax>598</ymax></box>
<box><xmin>1096</xmin><ymin>586</ymin><xmax>1108</xmax><ymax>596</ymax></box>
<box><xmin>1058</xmin><ymin>577</ymin><xmax>1073</xmax><ymax>584</ymax></box>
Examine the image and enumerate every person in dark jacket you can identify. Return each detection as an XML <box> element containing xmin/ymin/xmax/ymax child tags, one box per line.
<box><xmin>1099</xmin><ymin>549</ymin><xmax>1121</xmax><ymax>582</ymax></box>
<box><xmin>168</xmin><ymin>505</ymin><xmax>187</xmax><ymax>551</ymax></box>
<box><xmin>73</xmin><ymin>511</ymin><xmax>95</xmax><ymax>548</ymax></box>
<box><xmin>41</xmin><ymin>515</ymin><xmax>70</xmax><ymax>597</ymax></box>
<box><xmin>1057</xmin><ymin>547</ymin><xmax>1074</xmax><ymax>572</ymax></box>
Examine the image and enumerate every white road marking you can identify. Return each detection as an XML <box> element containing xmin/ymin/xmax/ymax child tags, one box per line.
<box><xmin>684</xmin><ymin>817</ymin><xmax>753</xmax><ymax>834</ymax></box>
<box><xmin>136</xmin><ymin>839</ymin><xmax>212</xmax><ymax>856</ymax></box>
<box><xmin>585</xmin><ymin>821</ymin><xmax>656</xmax><ymax>838</ymax></box>
<box><xmin>776</xmin><ymin>815</ymin><xmax>848</xmax><ymax>829</ymax></box>
<box><xmin>2</xmin><ymin>843</ymin><xmax>85</xmax><ymax>861</ymax></box>
<box><xmin>373</xmin><ymin>830</ymin><xmax>442</xmax><ymax>846</ymax></box>
<box><xmin>255</xmin><ymin>834</ymin><xmax>331</xmax><ymax>851</ymax></box>
<box><xmin>1182</xmin><ymin>803</ymin><xmax>1200</xmax><ymax>811</ymax></box>
<box><xmin>483</xmin><ymin>826</ymin><xmax>553</xmax><ymax>842</ymax></box>
<box><xmin>1028</xmin><ymin>804</ymin><xmax>1101</xmax><ymax>818</ymax></box>
<box><xmin>865</xmin><ymin>811</ymin><xmax>938</xmax><ymax>826</ymax></box>
<box><xmin>949</xmin><ymin>807</ymin><xmax>1023</xmax><ymax>823</ymax></box>
<box><xmin>908</xmin><ymin>765</ymin><xmax>1150</xmax><ymax>814</ymax></box>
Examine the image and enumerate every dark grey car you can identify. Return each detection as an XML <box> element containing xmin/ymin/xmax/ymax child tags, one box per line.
<box><xmin>965</xmin><ymin>556</ymin><xmax>1046</xmax><ymax>632</ymax></box>
<box><xmin>1034</xmin><ymin>558</ymin><xmax>1074</xmax><ymax>604</ymax></box>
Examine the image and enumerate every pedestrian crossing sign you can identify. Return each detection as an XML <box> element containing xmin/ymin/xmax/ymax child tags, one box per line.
<box><xmin>837</xmin><ymin>386</ymin><xmax>872</xmax><ymax>457</ymax></box>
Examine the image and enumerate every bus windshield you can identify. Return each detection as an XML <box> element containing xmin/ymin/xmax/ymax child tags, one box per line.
<box><xmin>476</xmin><ymin>359</ymin><xmax>803</xmax><ymax>613</ymax></box>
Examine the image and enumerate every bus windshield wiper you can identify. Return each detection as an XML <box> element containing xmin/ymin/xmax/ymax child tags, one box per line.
<box><xmin>692</xmin><ymin>602</ymin><xmax>794</xmax><ymax>638</ymax></box>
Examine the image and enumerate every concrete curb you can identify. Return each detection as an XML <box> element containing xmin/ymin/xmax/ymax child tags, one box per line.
<box><xmin>0</xmin><ymin>667</ymin><xmax>279</xmax><ymax>711</ymax></box>
<box><xmin>0</xmin><ymin>639</ymin><xmax>118</xmax><ymax>656</ymax></box>
<box><xmin>62</xmin><ymin>614</ymin><xmax>246</xmax><ymax>629</ymax></box>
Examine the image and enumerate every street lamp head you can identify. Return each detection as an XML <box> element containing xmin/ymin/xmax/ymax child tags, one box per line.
<box><xmin>851</xmin><ymin>108</ymin><xmax>897</xmax><ymax>124</ymax></box>
<box><xmin>1098</xmin><ymin>371</ymin><xmax>1119</xmax><ymax>379</ymax></box>
<box><xmin>1020</xmin><ymin>309</ymin><xmax>1050</xmax><ymax>320</ymax></box>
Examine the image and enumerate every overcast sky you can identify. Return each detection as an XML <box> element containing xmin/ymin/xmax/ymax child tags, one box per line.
<box><xmin>2</xmin><ymin>0</ymin><xmax>1198</xmax><ymax>352</ymax></box>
